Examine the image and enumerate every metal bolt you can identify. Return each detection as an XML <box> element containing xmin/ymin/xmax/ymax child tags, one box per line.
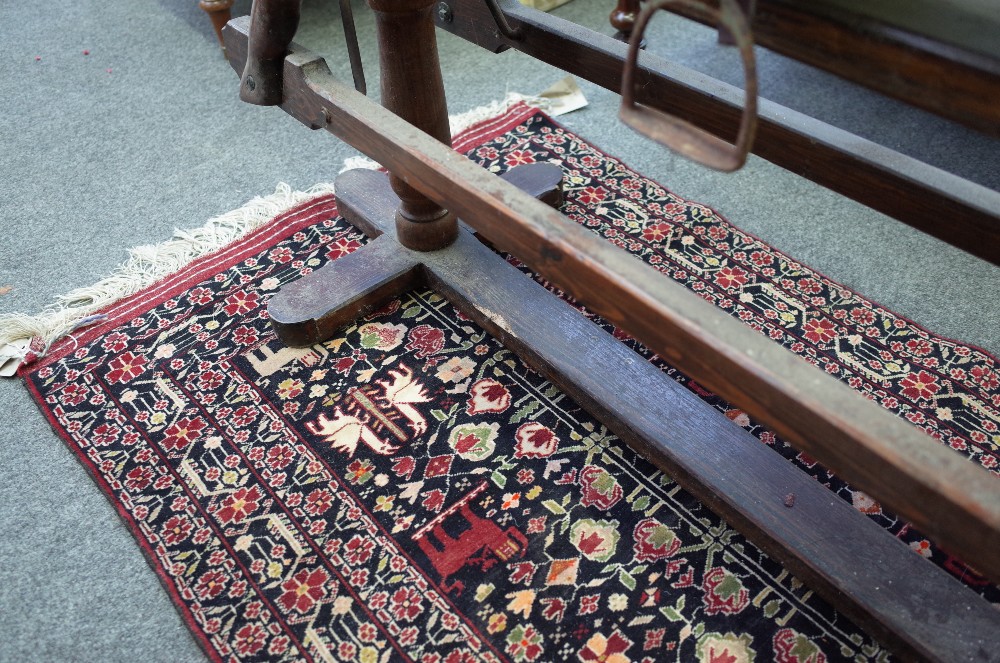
<box><xmin>436</xmin><ymin>2</ymin><xmax>453</xmax><ymax>24</ymax></box>
<box><xmin>244</xmin><ymin>75</ymin><xmax>256</xmax><ymax>91</ymax></box>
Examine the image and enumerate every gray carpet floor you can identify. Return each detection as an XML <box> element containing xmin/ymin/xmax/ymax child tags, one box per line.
<box><xmin>1</xmin><ymin>1</ymin><xmax>997</xmax><ymax>660</ymax></box>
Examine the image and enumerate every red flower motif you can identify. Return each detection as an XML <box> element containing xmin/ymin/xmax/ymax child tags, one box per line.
<box><xmin>633</xmin><ymin>518</ymin><xmax>681</xmax><ymax>562</ymax></box>
<box><xmin>514</xmin><ymin>422</ymin><xmax>559</xmax><ymax>458</ymax></box>
<box><xmin>577</xmin><ymin>186</ymin><xmax>608</xmax><ymax>205</ymax></box>
<box><xmin>215</xmin><ymin>485</ymin><xmax>263</xmax><ymax>525</ymax></box>
<box><xmin>161</xmin><ymin>416</ymin><xmax>207</xmax><ymax>451</ymax></box>
<box><xmin>222</xmin><ymin>289</ymin><xmax>259</xmax><ymax>316</ymax></box>
<box><xmin>197</xmin><ymin>370</ymin><xmax>224</xmax><ymax>391</ymax></box>
<box><xmin>327</xmin><ymin>236</ymin><xmax>363</xmax><ymax>260</ymax></box>
<box><xmin>773</xmin><ymin>628</ymin><xmax>827</xmax><ymax>663</ymax></box>
<box><xmin>578</xmin><ymin>465</ymin><xmax>622</xmax><ymax>510</ymax></box>
<box><xmin>466</xmin><ymin>379</ymin><xmax>512</xmax><ymax>415</ymax></box>
<box><xmin>91</xmin><ymin>423</ymin><xmax>120</xmax><ymax>447</ymax></box>
<box><xmin>713</xmin><ymin>266</ymin><xmax>749</xmax><ymax>290</ymax></box>
<box><xmin>344</xmin><ymin>535</ymin><xmax>375</xmax><ymax>566</ymax></box>
<box><xmin>905</xmin><ymin>338</ymin><xmax>933</xmax><ymax>357</ymax></box>
<box><xmin>422</xmin><ymin>489</ymin><xmax>445</xmax><ymax>512</ymax></box>
<box><xmin>268</xmin><ymin>246</ymin><xmax>293</xmax><ymax>263</ymax></box>
<box><xmin>504</xmin><ymin>150</ymin><xmax>536</xmax><ymax>167</ymax></box>
<box><xmin>406</xmin><ymin>325</ymin><xmax>445</xmax><ymax>358</ymax></box>
<box><xmin>232</xmin><ymin>325</ymin><xmax>259</xmax><ymax>346</ymax></box>
<box><xmin>186</xmin><ymin>287</ymin><xmax>212</xmax><ymax>305</ymax></box>
<box><xmin>701</xmin><ymin>567</ymin><xmax>749</xmax><ymax>615</ymax></box>
<box><xmin>162</xmin><ymin>514</ymin><xmax>193</xmax><ymax>545</ymax></box>
<box><xmin>803</xmin><ymin>317</ymin><xmax>838</xmax><ymax>344</ymax></box>
<box><xmin>641</xmin><ymin>222</ymin><xmax>672</xmax><ymax>243</ymax></box>
<box><xmin>101</xmin><ymin>332</ymin><xmax>128</xmax><ymax>353</ymax></box>
<box><xmin>233</xmin><ymin>624</ymin><xmax>267</xmax><ymax>656</ymax></box>
<box><xmin>266</xmin><ymin>444</ymin><xmax>294</xmax><ymax>470</ymax></box>
<box><xmin>106</xmin><ymin>351</ymin><xmax>146</xmax><ymax>384</ymax></box>
<box><xmin>277</xmin><ymin>567</ymin><xmax>330</xmax><ymax>614</ymax></box>
<box><xmin>899</xmin><ymin>370</ymin><xmax>941</xmax><ymax>401</ymax></box>
<box><xmin>195</xmin><ymin>570</ymin><xmax>228</xmax><ymax>600</ymax></box>
<box><xmin>124</xmin><ymin>466</ymin><xmax>154</xmax><ymax>491</ymax></box>
<box><xmin>390</xmin><ymin>586</ymin><xmax>424</xmax><ymax>622</ymax></box>
<box><xmin>334</xmin><ymin>356</ymin><xmax>356</xmax><ymax>375</ymax></box>
<box><xmin>304</xmin><ymin>488</ymin><xmax>334</xmax><ymax>515</ymax></box>
<box><xmin>59</xmin><ymin>383</ymin><xmax>89</xmax><ymax>406</ymax></box>
<box><xmin>476</xmin><ymin>145</ymin><xmax>500</xmax><ymax>160</ymax></box>
<box><xmin>230</xmin><ymin>406</ymin><xmax>257</xmax><ymax>429</ymax></box>
<box><xmin>970</xmin><ymin>365</ymin><xmax>999</xmax><ymax>391</ymax></box>
<box><xmin>392</xmin><ymin>455</ymin><xmax>416</xmax><ymax>478</ymax></box>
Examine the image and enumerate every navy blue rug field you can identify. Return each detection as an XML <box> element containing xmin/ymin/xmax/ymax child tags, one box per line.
<box><xmin>23</xmin><ymin>103</ymin><xmax>999</xmax><ymax>662</ymax></box>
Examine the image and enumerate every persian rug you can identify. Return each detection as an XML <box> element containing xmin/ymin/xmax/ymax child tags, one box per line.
<box><xmin>16</xmin><ymin>102</ymin><xmax>999</xmax><ymax>663</ymax></box>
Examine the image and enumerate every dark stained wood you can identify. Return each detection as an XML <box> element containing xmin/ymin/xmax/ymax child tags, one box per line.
<box><xmin>199</xmin><ymin>0</ymin><xmax>235</xmax><ymax>51</ymax></box>
<box><xmin>433</xmin><ymin>0</ymin><xmax>1000</xmax><ymax>265</ymax></box>
<box><xmin>240</xmin><ymin>0</ymin><xmax>301</xmax><ymax>106</ymax></box>
<box><xmin>369</xmin><ymin>0</ymin><xmax>458</xmax><ymax>252</ymax></box>
<box><xmin>268</xmin><ymin>235</ymin><xmax>423</xmax><ymax>347</ymax></box>
<box><xmin>609</xmin><ymin>0</ymin><xmax>641</xmax><ymax>41</ymax></box>
<box><xmin>221</xmin><ymin>19</ymin><xmax>1000</xmax><ymax>587</ymax></box>
<box><xmin>666</xmin><ymin>0</ymin><xmax>1000</xmax><ymax>137</ymax></box>
<box><xmin>269</xmin><ymin>163</ymin><xmax>564</xmax><ymax>346</ymax></box>
<box><xmin>326</xmin><ymin>166</ymin><xmax>1000</xmax><ymax>662</ymax></box>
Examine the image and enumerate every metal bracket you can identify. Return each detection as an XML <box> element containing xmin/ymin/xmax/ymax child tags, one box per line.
<box><xmin>483</xmin><ymin>0</ymin><xmax>523</xmax><ymax>40</ymax></box>
<box><xmin>619</xmin><ymin>0</ymin><xmax>757</xmax><ymax>171</ymax></box>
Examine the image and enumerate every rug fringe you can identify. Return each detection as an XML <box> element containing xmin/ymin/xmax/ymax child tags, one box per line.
<box><xmin>1</xmin><ymin>94</ymin><xmax>550</xmax><ymax>375</ymax></box>
<box><xmin>0</xmin><ymin>182</ymin><xmax>337</xmax><ymax>373</ymax></box>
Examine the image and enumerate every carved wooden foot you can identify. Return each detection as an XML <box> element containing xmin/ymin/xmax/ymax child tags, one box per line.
<box><xmin>199</xmin><ymin>0</ymin><xmax>236</xmax><ymax>52</ymax></box>
<box><xmin>268</xmin><ymin>162</ymin><xmax>564</xmax><ymax>347</ymax></box>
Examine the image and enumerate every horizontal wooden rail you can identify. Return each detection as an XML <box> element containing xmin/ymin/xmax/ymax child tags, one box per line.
<box><xmin>435</xmin><ymin>0</ymin><xmax>1000</xmax><ymax>265</ymax></box>
<box><xmin>223</xmin><ymin>16</ymin><xmax>1000</xmax><ymax>587</ymax></box>
<box><xmin>666</xmin><ymin>0</ymin><xmax>1000</xmax><ymax>137</ymax></box>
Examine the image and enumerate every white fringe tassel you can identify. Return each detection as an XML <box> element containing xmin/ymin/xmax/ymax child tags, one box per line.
<box><xmin>1</xmin><ymin>94</ymin><xmax>549</xmax><ymax>374</ymax></box>
<box><xmin>0</xmin><ymin>182</ymin><xmax>336</xmax><ymax>372</ymax></box>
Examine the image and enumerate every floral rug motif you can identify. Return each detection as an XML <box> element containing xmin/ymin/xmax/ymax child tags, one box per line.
<box><xmin>23</xmin><ymin>103</ymin><xmax>999</xmax><ymax>663</ymax></box>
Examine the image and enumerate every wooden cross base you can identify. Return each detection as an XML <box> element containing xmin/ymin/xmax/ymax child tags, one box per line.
<box><xmin>265</xmin><ymin>166</ymin><xmax>999</xmax><ymax>661</ymax></box>
<box><xmin>268</xmin><ymin>163</ymin><xmax>564</xmax><ymax>346</ymax></box>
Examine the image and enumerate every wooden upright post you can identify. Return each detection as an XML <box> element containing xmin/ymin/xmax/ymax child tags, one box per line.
<box><xmin>368</xmin><ymin>0</ymin><xmax>458</xmax><ymax>251</ymax></box>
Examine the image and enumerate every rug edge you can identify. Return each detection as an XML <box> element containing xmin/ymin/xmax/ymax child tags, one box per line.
<box><xmin>0</xmin><ymin>183</ymin><xmax>339</xmax><ymax>374</ymax></box>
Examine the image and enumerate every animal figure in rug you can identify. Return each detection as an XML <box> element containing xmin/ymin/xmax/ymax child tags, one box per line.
<box><xmin>412</xmin><ymin>483</ymin><xmax>528</xmax><ymax>594</ymax></box>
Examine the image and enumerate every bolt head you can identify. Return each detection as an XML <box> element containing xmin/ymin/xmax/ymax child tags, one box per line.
<box><xmin>436</xmin><ymin>2</ymin><xmax>453</xmax><ymax>23</ymax></box>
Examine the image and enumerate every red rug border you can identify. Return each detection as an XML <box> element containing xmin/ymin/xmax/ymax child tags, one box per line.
<box><xmin>23</xmin><ymin>372</ymin><xmax>228</xmax><ymax>663</ymax></box>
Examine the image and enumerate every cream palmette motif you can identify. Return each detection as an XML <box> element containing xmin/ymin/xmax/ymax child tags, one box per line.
<box><xmin>305</xmin><ymin>365</ymin><xmax>430</xmax><ymax>456</ymax></box>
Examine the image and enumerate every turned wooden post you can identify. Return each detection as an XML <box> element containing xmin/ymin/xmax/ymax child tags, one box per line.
<box><xmin>609</xmin><ymin>0</ymin><xmax>640</xmax><ymax>41</ymax></box>
<box><xmin>369</xmin><ymin>0</ymin><xmax>458</xmax><ymax>251</ymax></box>
<box><xmin>200</xmin><ymin>0</ymin><xmax>236</xmax><ymax>51</ymax></box>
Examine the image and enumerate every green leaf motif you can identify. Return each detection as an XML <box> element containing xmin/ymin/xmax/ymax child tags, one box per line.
<box><xmin>661</xmin><ymin>606</ymin><xmax>683</xmax><ymax>622</ymax></box>
<box><xmin>542</xmin><ymin>500</ymin><xmax>566</xmax><ymax>515</ymax></box>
